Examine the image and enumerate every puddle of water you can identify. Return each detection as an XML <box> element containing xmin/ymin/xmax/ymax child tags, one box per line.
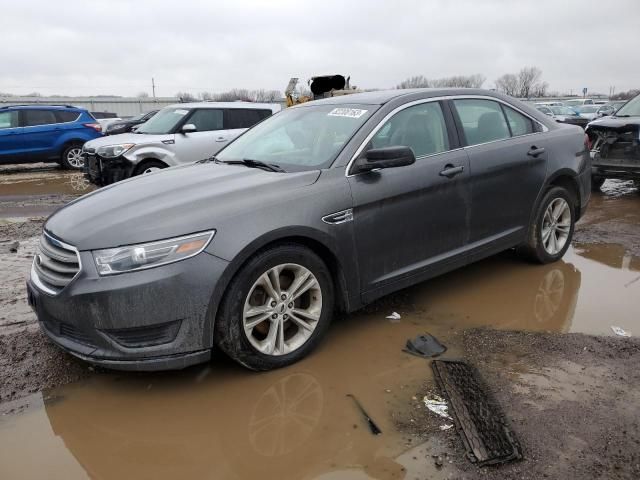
<box><xmin>0</xmin><ymin>170</ymin><xmax>94</xmax><ymax>197</ymax></box>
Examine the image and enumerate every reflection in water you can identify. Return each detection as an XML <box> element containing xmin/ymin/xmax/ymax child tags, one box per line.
<box><xmin>574</xmin><ymin>242</ymin><xmax>640</xmax><ymax>272</ymax></box>
<box><xmin>0</xmin><ymin>170</ymin><xmax>94</xmax><ymax>196</ymax></box>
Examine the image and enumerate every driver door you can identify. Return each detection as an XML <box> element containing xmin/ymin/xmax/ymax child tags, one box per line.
<box><xmin>347</xmin><ymin>100</ymin><xmax>471</xmax><ymax>301</ymax></box>
<box><xmin>173</xmin><ymin>108</ymin><xmax>225</xmax><ymax>163</ymax></box>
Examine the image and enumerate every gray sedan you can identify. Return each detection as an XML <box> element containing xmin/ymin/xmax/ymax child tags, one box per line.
<box><xmin>27</xmin><ymin>88</ymin><xmax>590</xmax><ymax>371</ymax></box>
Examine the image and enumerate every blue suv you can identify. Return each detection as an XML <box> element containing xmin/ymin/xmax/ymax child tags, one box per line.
<box><xmin>0</xmin><ymin>105</ymin><xmax>103</xmax><ymax>169</ymax></box>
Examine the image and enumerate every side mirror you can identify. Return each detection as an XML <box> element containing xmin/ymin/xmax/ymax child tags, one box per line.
<box><xmin>352</xmin><ymin>146</ymin><xmax>416</xmax><ymax>174</ymax></box>
<box><xmin>181</xmin><ymin>123</ymin><xmax>197</xmax><ymax>133</ymax></box>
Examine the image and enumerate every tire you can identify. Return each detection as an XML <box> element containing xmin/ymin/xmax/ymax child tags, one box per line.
<box><xmin>61</xmin><ymin>144</ymin><xmax>85</xmax><ymax>170</ymax></box>
<box><xmin>520</xmin><ymin>186</ymin><xmax>575</xmax><ymax>264</ymax></box>
<box><xmin>214</xmin><ymin>244</ymin><xmax>334</xmax><ymax>371</ymax></box>
<box><xmin>591</xmin><ymin>176</ymin><xmax>605</xmax><ymax>191</ymax></box>
<box><xmin>134</xmin><ymin>160</ymin><xmax>167</xmax><ymax>176</ymax></box>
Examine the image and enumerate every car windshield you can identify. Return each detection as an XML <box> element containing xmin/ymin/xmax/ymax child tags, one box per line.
<box><xmin>550</xmin><ymin>106</ymin><xmax>576</xmax><ymax>115</ymax></box>
<box><xmin>615</xmin><ymin>95</ymin><xmax>640</xmax><ymax>117</ymax></box>
<box><xmin>216</xmin><ymin>104</ymin><xmax>376</xmax><ymax>172</ymax></box>
<box><xmin>137</xmin><ymin>107</ymin><xmax>191</xmax><ymax>134</ymax></box>
<box><xmin>129</xmin><ymin>113</ymin><xmax>145</xmax><ymax>121</ymax></box>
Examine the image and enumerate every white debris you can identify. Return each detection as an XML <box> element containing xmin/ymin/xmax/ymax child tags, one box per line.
<box><xmin>423</xmin><ymin>394</ymin><xmax>452</xmax><ymax>420</ymax></box>
<box><xmin>386</xmin><ymin>311</ymin><xmax>401</xmax><ymax>321</ymax></box>
<box><xmin>611</xmin><ymin>326</ymin><xmax>631</xmax><ymax>337</ymax></box>
<box><xmin>439</xmin><ymin>424</ymin><xmax>454</xmax><ymax>431</ymax></box>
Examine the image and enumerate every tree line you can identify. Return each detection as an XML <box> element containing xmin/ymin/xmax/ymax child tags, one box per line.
<box><xmin>175</xmin><ymin>89</ymin><xmax>281</xmax><ymax>103</ymax></box>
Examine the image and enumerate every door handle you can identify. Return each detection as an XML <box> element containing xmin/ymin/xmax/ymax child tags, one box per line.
<box><xmin>215</xmin><ymin>137</ymin><xmax>227</xmax><ymax>142</ymax></box>
<box><xmin>439</xmin><ymin>164</ymin><xmax>464</xmax><ymax>178</ymax></box>
<box><xmin>527</xmin><ymin>146</ymin><xmax>545</xmax><ymax>157</ymax></box>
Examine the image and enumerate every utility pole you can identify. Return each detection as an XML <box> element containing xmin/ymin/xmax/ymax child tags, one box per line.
<box><xmin>151</xmin><ymin>78</ymin><xmax>156</xmax><ymax>99</ymax></box>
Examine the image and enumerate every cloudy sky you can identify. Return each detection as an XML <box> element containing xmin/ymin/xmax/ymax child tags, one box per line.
<box><xmin>1</xmin><ymin>0</ymin><xmax>639</xmax><ymax>97</ymax></box>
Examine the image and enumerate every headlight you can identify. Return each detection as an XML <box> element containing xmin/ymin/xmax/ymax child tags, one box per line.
<box><xmin>93</xmin><ymin>231</ymin><xmax>215</xmax><ymax>275</ymax></box>
<box><xmin>96</xmin><ymin>143</ymin><xmax>135</xmax><ymax>158</ymax></box>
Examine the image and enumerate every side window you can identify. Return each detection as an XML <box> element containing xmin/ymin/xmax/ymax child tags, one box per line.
<box><xmin>369</xmin><ymin>102</ymin><xmax>450</xmax><ymax>158</ymax></box>
<box><xmin>503</xmin><ymin>106</ymin><xmax>534</xmax><ymax>136</ymax></box>
<box><xmin>55</xmin><ymin>111</ymin><xmax>80</xmax><ymax>123</ymax></box>
<box><xmin>224</xmin><ymin>109</ymin><xmax>272</xmax><ymax>129</ymax></box>
<box><xmin>23</xmin><ymin>110</ymin><xmax>58</xmax><ymax>126</ymax></box>
<box><xmin>187</xmin><ymin>109</ymin><xmax>223</xmax><ymax>131</ymax></box>
<box><xmin>0</xmin><ymin>111</ymin><xmax>19</xmax><ymax>129</ymax></box>
<box><xmin>453</xmin><ymin>99</ymin><xmax>510</xmax><ymax>146</ymax></box>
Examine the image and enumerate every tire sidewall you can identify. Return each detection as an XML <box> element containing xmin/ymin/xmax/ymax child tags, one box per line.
<box><xmin>134</xmin><ymin>160</ymin><xmax>167</xmax><ymax>176</ymax></box>
<box><xmin>532</xmin><ymin>187</ymin><xmax>575</xmax><ymax>263</ymax></box>
<box><xmin>216</xmin><ymin>245</ymin><xmax>334</xmax><ymax>370</ymax></box>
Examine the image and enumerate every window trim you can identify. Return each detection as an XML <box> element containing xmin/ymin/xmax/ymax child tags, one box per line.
<box><xmin>345</xmin><ymin>95</ymin><xmax>547</xmax><ymax>177</ymax></box>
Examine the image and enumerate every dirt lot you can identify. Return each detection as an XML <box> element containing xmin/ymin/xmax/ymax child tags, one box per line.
<box><xmin>1</xmin><ymin>166</ymin><xmax>639</xmax><ymax>479</ymax></box>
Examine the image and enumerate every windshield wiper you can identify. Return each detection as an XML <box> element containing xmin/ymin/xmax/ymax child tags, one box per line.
<box><xmin>223</xmin><ymin>159</ymin><xmax>285</xmax><ymax>173</ymax></box>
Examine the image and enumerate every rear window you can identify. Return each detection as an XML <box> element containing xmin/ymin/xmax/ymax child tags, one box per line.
<box><xmin>224</xmin><ymin>109</ymin><xmax>272</xmax><ymax>129</ymax></box>
<box><xmin>55</xmin><ymin>111</ymin><xmax>81</xmax><ymax>122</ymax></box>
<box><xmin>503</xmin><ymin>106</ymin><xmax>534</xmax><ymax>136</ymax></box>
<box><xmin>453</xmin><ymin>99</ymin><xmax>510</xmax><ymax>146</ymax></box>
<box><xmin>23</xmin><ymin>110</ymin><xmax>58</xmax><ymax>126</ymax></box>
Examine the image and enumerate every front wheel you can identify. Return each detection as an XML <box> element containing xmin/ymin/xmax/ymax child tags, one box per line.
<box><xmin>134</xmin><ymin>160</ymin><xmax>167</xmax><ymax>176</ymax></box>
<box><xmin>520</xmin><ymin>186</ymin><xmax>575</xmax><ymax>264</ymax></box>
<box><xmin>214</xmin><ymin>244</ymin><xmax>334</xmax><ymax>370</ymax></box>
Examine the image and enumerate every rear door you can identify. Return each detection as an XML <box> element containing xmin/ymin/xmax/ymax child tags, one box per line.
<box><xmin>347</xmin><ymin>100</ymin><xmax>471</xmax><ymax>300</ymax></box>
<box><xmin>450</xmin><ymin>98</ymin><xmax>548</xmax><ymax>258</ymax></box>
<box><xmin>0</xmin><ymin>110</ymin><xmax>23</xmax><ymax>162</ymax></box>
<box><xmin>172</xmin><ymin>108</ymin><xmax>224</xmax><ymax>162</ymax></box>
<box><xmin>223</xmin><ymin>108</ymin><xmax>273</xmax><ymax>146</ymax></box>
<box><xmin>20</xmin><ymin>109</ymin><xmax>60</xmax><ymax>159</ymax></box>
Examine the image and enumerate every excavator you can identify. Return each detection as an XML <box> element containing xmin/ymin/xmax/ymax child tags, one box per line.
<box><xmin>285</xmin><ymin>75</ymin><xmax>360</xmax><ymax>107</ymax></box>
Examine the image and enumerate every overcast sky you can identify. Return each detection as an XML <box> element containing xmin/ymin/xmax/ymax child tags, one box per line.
<box><xmin>1</xmin><ymin>0</ymin><xmax>639</xmax><ymax>97</ymax></box>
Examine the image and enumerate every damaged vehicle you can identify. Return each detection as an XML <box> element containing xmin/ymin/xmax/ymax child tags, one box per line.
<box><xmin>27</xmin><ymin>89</ymin><xmax>590</xmax><ymax>371</ymax></box>
<box><xmin>586</xmin><ymin>94</ymin><xmax>640</xmax><ymax>191</ymax></box>
<box><xmin>83</xmin><ymin>102</ymin><xmax>280</xmax><ymax>186</ymax></box>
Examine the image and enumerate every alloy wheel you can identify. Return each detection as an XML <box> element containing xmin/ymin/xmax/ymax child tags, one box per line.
<box><xmin>143</xmin><ymin>166</ymin><xmax>161</xmax><ymax>174</ymax></box>
<box><xmin>243</xmin><ymin>263</ymin><xmax>322</xmax><ymax>356</ymax></box>
<box><xmin>541</xmin><ymin>198</ymin><xmax>571</xmax><ymax>255</ymax></box>
<box><xmin>66</xmin><ymin>148</ymin><xmax>84</xmax><ymax>168</ymax></box>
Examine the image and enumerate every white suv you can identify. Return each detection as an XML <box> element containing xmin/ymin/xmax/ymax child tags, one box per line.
<box><xmin>83</xmin><ymin>102</ymin><xmax>281</xmax><ymax>185</ymax></box>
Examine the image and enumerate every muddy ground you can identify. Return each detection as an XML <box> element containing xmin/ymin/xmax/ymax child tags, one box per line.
<box><xmin>1</xmin><ymin>167</ymin><xmax>640</xmax><ymax>479</ymax></box>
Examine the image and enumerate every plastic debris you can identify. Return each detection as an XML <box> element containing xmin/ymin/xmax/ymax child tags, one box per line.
<box><xmin>611</xmin><ymin>326</ymin><xmax>631</xmax><ymax>337</ymax></box>
<box><xmin>403</xmin><ymin>334</ymin><xmax>447</xmax><ymax>358</ymax></box>
<box><xmin>347</xmin><ymin>394</ymin><xmax>382</xmax><ymax>435</ymax></box>
<box><xmin>386</xmin><ymin>311</ymin><xmax>401</xmax><ymax>321</ymax></box>
<box><xmin>440</xmin><ymin>424</ymin><xmax>454</xmax><ymax>431</ymax></box>
<box><xmin>423</xmin><ymin>393</ymin><xmax>452</xmax><ymax>420</ymax></box>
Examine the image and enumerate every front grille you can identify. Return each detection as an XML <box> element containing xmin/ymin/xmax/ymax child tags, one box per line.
<box><xmin>33</xmin><ymin>233</ymin><xmax>80</xmax><ymax>294</ymax></box>
<box><xmin>60</xmin><ymin>323</ymin><xmax>96</xmax><ymax>347</ymax></box>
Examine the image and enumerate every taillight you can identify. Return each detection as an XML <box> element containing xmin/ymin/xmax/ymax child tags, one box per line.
<box><xmin>84</xmin><ymin>123</ymin><xmax>102</xmax><ymax>132</ymax></box>
<box><xmin>584</xmin><ymin>133</ymin><xmax>592</xmax><ymax>150</ymax></box>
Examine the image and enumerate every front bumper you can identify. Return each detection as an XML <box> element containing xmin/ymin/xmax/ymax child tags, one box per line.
<box><xmin>83</xmin><ymin>152</ymin><xmax>135</xmax><ymax>186</ymax></box>
<box><xmin>591</xmin><ymin>152</ymin><xmax>640</xmax><ymax>180</ymax></box>
<box><xmin>27</xmin><ymin>249</ymin><xmax>229</xmax><ymax>371</ymax></box>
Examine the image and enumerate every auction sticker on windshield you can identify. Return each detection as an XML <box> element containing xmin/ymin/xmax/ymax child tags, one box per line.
<box><xmin>328</xmin><ymin>108</ymin><xmax>368</xmax><ymax>118</ymax></box>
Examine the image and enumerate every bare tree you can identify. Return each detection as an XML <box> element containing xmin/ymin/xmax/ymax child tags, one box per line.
<box><xmin>610</xmin><ymin>89</ymin><xmax>639</xmax><ymax>100</ymax></box>
<box><xmin>397</xmin><ymin>74</ymin><xmax>484</xmax><ymax>90</ymax></box>
<box><xmin>252</xmin><ymin>89</ymin><xmax>281</xmax><ymax>102</ymax></box>
<box><xmin>495</xmin><ymin>73</ymin><xmax>519</xmax><ymax>96</ymax></box>
<box><xmin>175</xmin><ymin>91</ymin><xmax>197</xmax><ymax>102</ymax></box>
<box><xmin>397</xmin><ymin>75</ymin><xmax>430</xmax><ymax>89</ymax></box>
<box><xmin>137</xmin><ymin>91</ymin><xmax>150</xmax><ymax>98</ymax></box>
<box><xmin>517</xmin><ymin>66</ymin><xmax>543</xmax><ymax>99</ymax></box>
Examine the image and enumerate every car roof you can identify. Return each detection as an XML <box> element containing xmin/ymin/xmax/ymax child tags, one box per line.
<box><xmin>0</xmin><ymin>104</ymin><xmax>84</xmax><ymax>111</ymax></box>
<box><xmin>300</xmin><ymin>88</ymin><xmax>518</xmax><ymax>106</ymax></box>
<box><xmin>165</xmin><ymin>102</ymin><xmax>279</xmax><ymax>109</ymax></box>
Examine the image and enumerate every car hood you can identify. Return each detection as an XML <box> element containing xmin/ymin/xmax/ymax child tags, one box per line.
<box><xmin>45</xmin><ymin>163</ymin><xmax>321</xmax><ymax>250</ymax></box>
<box><xmin>84</xmin><ymin>132</ymin><xmax>172</xmax><ymax>148</ymax></box>
<box><xmin>586</xmin><ymin>116</ymin><xmax>640</xmax><ymax>131</ymax></box>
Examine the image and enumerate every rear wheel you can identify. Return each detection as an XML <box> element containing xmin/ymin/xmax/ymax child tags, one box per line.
<box><xmin>520</xmin><ymin>186</ymin><xmax>575</xmax><ymax>264</ymax></box>
<box><xmin>591</xmin><ymin>176</ymin><xmax>605</xmax><ymax>191</ymax></box>
<box><xmin>134</xmin><ymin>160</ymin><xmax>167</xmax><ymax>176</ymax></box>
<box><xmin>61</xmin><ymin>144</ymin><xmax>84</xmax><ymax>170</ymax></box>
<box><xmin>214</xmin><ymin>244</ymin><xmax>334</xmax><ymax>370</ymax></box>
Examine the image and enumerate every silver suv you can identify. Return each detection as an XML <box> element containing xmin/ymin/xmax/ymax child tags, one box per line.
<box><xmin>83</xmin><ymin>102</ymin><xmax>280</xmax><ymax>185</ymax></box>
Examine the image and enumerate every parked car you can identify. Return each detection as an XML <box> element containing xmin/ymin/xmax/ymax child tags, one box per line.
<box><xmin>27</xmin><ymin>89</ymin><xmax>590</xmax><ymax>371</ymax></box>
<box><xmin>83</xmin><ymin>102</ymin><xmax>280</xmax><ymax>185</ymax></box>
<box><xmin>595</xmin><ymin>101</ymin><xmax>627</xmax><ymax>118</ymax></box>
<box><xmin>536</xmin><ymin>105</ymin><xmax>588</xmax><ymax>128</ymax></box>
<box><xmin>104</xmin><ymin>110</ymin><xmax>159</xmax><ymax>135</ymax></box>
<box><xmin>565</xmin><ymin>98</ymin><xmax>595</xmax><ymax>107</ymax></box>
<box><xmin>575</xmin><ymin>105</ymin><xmax>600</xmax><ymax>121</ymax></box>
<box><xmin>90</xmin><ymin>112</ymin><xmax>122</xmax><ymax>135</ymax></box>
<box><xmin>0</xmin><ymin>105</ymin><xmax>102</xmax><ymax>168</ymax></box>
<box><xmin>586</xmin><ymin>93</ymin><xmax>640</xmax><ymax>191</ymax></box>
